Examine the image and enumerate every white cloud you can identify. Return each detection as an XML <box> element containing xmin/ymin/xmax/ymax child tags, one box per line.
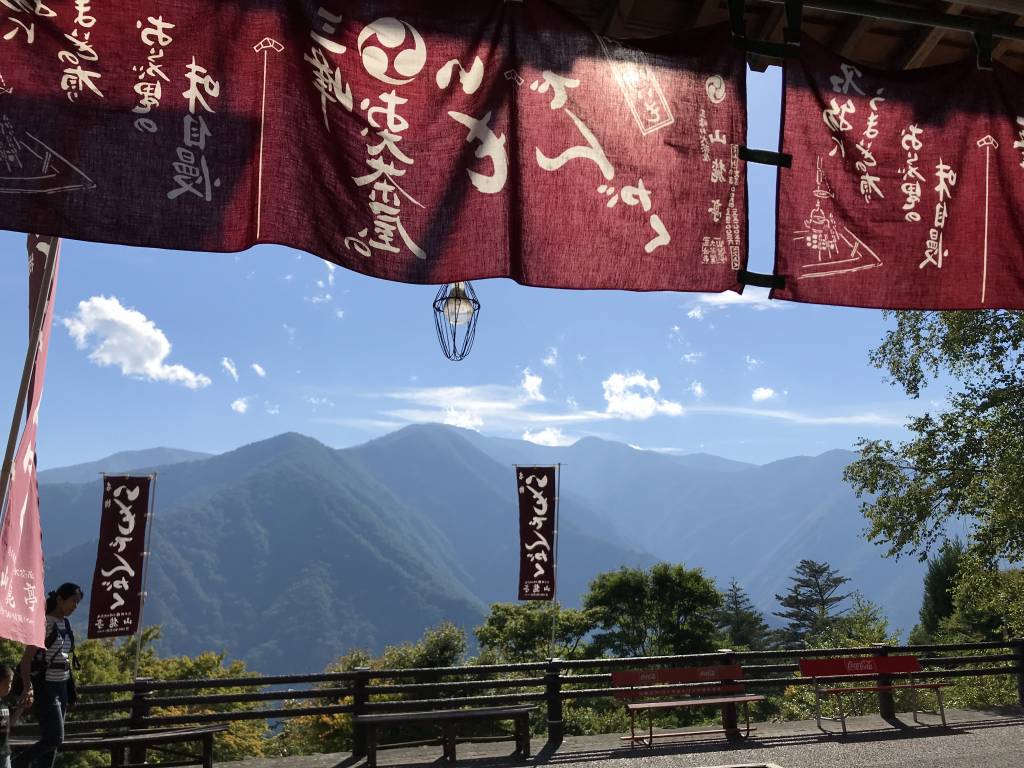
<box><xmin>307</xmin><ymin>292</ymin><xmax>332</xmax><ymax>304</ymax></box>
<box><xmin>682</xmin><ymin>352</ymin><xmax>703</xmax><ymax>364</ymax></box>
<box><xmin>602</xmin><ymin>371</ymin><xmax>683</xmax><ymax>420</ymax></box>
<box><xmin>542</xmin><ymin>347</ymin><xmax>559</xmax><ymax>367</ymax></box>
<box><xmin>316</xmin><ymin>280</ymin><xmax>324</xmax><ymax>289</ymax></box>
<box><xmin>521</xmin><ymin>368</ymin><xmax>545</xmax><ymax>402</ymax></box>
<box><xmin>283</xmin><ymin>324</ymin><xmax>296</xmax><ymax>343</ymax></box>
<box><xmin>687</xmin><ymin>404</ymin><xmax>905</xmax><ymax>426</ymax></box>
<box><xmin>522</xmin><ymin>427</ymin><xmax>575</xmax><ymax>447</ymax></box>
<box><xmin>689</xmin><ymin>286</ymin><xmax>783</xmax><ymax>314</ymax></box>
<box><xmin>305</xmin><ymin>396</ymin><xmax>335</xmax><ymax>410</ymax></box>
<box><xmin>566</xmin><ymin>396</ymin><xmax>579</xmax><ymax>410</ymax></box>
<box><xmin>230</xmin><ymin>397</ymin><xmax>251</xmax><ymax>414</ymax></box>
<box><xmin>690</xmin><ymin>381</ymin><xmax>705</xmax><ymax>399</ymax></box>
<box><xmin>335</xmin><ymin>309</ymin><xmax>345</xmax><ymax>319</ymax></box>
<box><xmin>265</xmin><ymin>403</ymin><xmax>280</xmax><ymax>415</ymax></box>
<box><xmin>687</xmin><ymin>306</ymin><xmax>705</xmax><ymax>321</ymax></box>
<box><xmin>443</xmin><ymin>407</ymin><xmax>483</xmax><ymax>430</ymax></box>
<box><xmin>284</xmin><ymin>274</ymin><xmax>294</xmax><ymax>282</ymax></box>
<box><xmin>746</xmin><ymin>355</ymin><xmax>763</xmax><ymax>370</ymax></box>
<box><xmin>221</xmin><ymin>357</ymin><xmax>238</xmax><ymax>382</ymax></box>
<box><xmin>576</xmin><ymin>353</ymin><xmax>586</xmax><ymax>363</ymax></box>
<box><xmin>251</xmin><ymin>363</ymin><xmax>266</xmax><ymax>377</ymax></box>
<box><xmin>63</xmin><ymin>296</ymin><xmax>211</xmax><ymax>390</ymax></box>
<box><xmin>752</xmin><ymin>387</ymin><xmax>777</xmax><ymax>402</ymax></box>
<box><xmin>326</xmin><ymin>263</ymin><xmax>336</xmax><ymax>286</ymax></box>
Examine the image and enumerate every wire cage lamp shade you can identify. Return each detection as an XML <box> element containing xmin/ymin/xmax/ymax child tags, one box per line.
<box><xmin>433</xmin><ymin>281</ymin><xmax>480</xmax><ymax>361</ymax></box>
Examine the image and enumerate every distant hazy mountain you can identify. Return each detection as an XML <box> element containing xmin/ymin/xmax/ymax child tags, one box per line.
<box><xmin>39</xmin><ymin>426</ymin><xmax>926</xmax><ymax>674</ymax></box>
<box><xmin>38</xmin><ymin>447</ymin><xmax>212</xmax><ymax>484</ymax></box>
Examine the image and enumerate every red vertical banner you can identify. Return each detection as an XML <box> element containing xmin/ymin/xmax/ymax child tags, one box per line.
<box><xmin>775</xmin><ymin>39</ymin><xmax>1024</xmax><ymax>308</ymax></box>
<box><xmin>88</xmin><ymin>476</ymin><xmax>152</xmax><ymax>638</ymax></box>
<box><xmin>0</xmin><ymin>237</ymin><xmax>60</xmax><ymax>647</ymax></box>
<box><xmin>516</xmin><ymin>466</ymin><xmax>557</xmax><ymax>601</ymax></box>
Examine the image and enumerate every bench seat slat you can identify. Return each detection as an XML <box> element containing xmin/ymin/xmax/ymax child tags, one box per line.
<box><xmin>627</xmin><ymin>694</ymin><xmax>764</xmax><ymax>711</ymax></box>
<box><xmin>819</xmin><ymin>683</ymin><xmax>946</xmax><ymax>694</ymax></box>
<box><xmin>355</xmin><ymin>705</ymin><xmax>535</xmax><ymax>724</ymax></box>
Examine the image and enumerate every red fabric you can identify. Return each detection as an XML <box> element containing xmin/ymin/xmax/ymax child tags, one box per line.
<box><xmin>776</xmin><ymin>38</ymin><xmax>1024</xmax><ymax>309</ymax></box>
<box><xmin>87</xmin><ymin>476</ymin><xmax>152</xmax><ymax>639</ymax></box>
<box><xmin>799</xmin><ymin>655</ymin><xmax>922</xmax><ymax>678</ymax></box>
<box><xmin>0</xmin><ymin>239</ymin><xmax>59</xmax><ymax>647</ymax></box>
<box><xmin>0</xmin><ymin>1</ymin><xmax>747</xmax><ymax>293</ymax></box>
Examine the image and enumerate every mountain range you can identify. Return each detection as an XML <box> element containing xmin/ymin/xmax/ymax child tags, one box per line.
<box><xmin>39</xmin><ymin>425</ymin><xmax>926</xmax><ymax>673</ymax></box>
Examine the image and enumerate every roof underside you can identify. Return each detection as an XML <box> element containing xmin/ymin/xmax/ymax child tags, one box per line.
<box><xmin>549</xmin><ymin>0</ymin><xmax>1024</xmax><ymax>72</ymax></box>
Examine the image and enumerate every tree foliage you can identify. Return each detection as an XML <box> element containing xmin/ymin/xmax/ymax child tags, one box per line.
<box><xmin>844</xmin><ymin>311</ymin><xmax>1024</xmax><ymax>564</ymax></box>
<box><xmin>773</xmin><ymin>560</ymin><xmax>850</xmax><ymax>643</ymax></box>
<box><xmin>475</xmin><ymin>603</ymin><xmax>591</xmax><ymax>662</ymax></box>
<box><xmin>583</xmin><ymin>564</ymin><xmax>721</xmax><ymax>657</ymax></box>
<box><xmin>715</xmin><ymin>579</ymin><xmax>771</xmax><ymax>650</ymax></box>
<box><xmin>915</xmin><ymin>538</ymin><xmax>965</xmax><ymax>641</ymax></box>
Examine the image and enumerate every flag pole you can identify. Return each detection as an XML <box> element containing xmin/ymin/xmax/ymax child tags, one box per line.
<box><xmin>0</xmin><ymin>236</ymin><xmax>59</xmax><ymax>528</ymax></box>
<box><xmin>132</xmin><ymin>473</ymin><xmax>158</xmax><ymax>682</ymax></box>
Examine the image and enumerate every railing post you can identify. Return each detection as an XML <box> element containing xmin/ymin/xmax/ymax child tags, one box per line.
<box><xmin>718</xmin><ymin>649</ymin><xmax>739</xmax><ymax>736</ymax></box>
<box><xmin>128</xmin><ymin>678</ymin><xmax>154</xmax><ymax>765</ymax></box>
<box><xmin>545</xmin><ymin>658</ymin><xmax>563</xmax><ymax>747</ymax></box>
<box><xmin>1014</xmin><ymin>638</ymin><xmax>1024</xmax><ymax>708</ymax></box>
<box><xmin>872</xmin><ymin>643</ymin><xmax>896</xmax><ymax>719</ymax></box>
<box><xmin>351</xmin><ymin>667</ymin><xmax>370</xmax><ymax>759</ymax></box>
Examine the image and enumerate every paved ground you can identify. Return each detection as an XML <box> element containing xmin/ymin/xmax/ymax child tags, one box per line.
<box><xmin>222</xmin><ymin>707</ymin><xmax>1024</xmax><ymax>768</ymax></box>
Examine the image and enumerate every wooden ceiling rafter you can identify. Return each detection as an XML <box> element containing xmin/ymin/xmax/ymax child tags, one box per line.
<box><xmin>549</xmin><ymin>0</ymin><xmax>1024</xmax><ymax>71</ymax></box>
<box><xmin>901</xmin><ymin>2</ymin><xmax>963</xmax><ymax>69</ymax></box>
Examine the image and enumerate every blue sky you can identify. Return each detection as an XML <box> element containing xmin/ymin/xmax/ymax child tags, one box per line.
<box><xmin>0</xmin><ymin>66</ymin><xmax>938</xmax><ymax>470</ymax></box>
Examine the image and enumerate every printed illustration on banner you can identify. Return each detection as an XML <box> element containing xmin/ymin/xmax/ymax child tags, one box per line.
<box><xmin>793</xmin><ymin>156</ymin><xmax>881</xmax><ymax>279</ymax></box>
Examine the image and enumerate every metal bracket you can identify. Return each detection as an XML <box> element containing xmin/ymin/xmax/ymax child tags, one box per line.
<box><xmin>739</xmin><ymin>147</ymin><xmax>793</xmax><ymax>168</ymax></box>
<box><xmin>737</xmin><ymin>270</ymin><xmax>786</xmax><ymax>289</ymax></box>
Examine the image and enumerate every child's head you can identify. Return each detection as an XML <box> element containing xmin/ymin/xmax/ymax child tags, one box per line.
<box><xmin>0</xmin><ymin>664</ymin><xmax>13</xmax><ymax>697</ymax></box>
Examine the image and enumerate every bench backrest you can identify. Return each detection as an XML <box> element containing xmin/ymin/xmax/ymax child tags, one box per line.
<box><xmin>611</xmin><ymin>665</ymin><xmax>745</xmax><ymax>699</ymax></box>
<box><xmin>798</xmin><ymin>655</ymin><xmax>922</xmax><ymax>679</ymax></box>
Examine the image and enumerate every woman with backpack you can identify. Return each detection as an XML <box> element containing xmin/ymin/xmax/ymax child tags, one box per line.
<box><xmin>13</xmin><ymin>583</ymin><xmax>83</xmax><ymax>768</ymax></box>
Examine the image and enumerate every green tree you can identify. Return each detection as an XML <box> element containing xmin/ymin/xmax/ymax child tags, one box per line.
<box><xmin>844</xmin><ymin>311</ymin><xmax>1024</xmax><ymax>565</ymax></box>
<box><xmin>773</xmin><ymin>560</ymin><xmax>850</xmax><ymax>643</ymax></box>
<box><xmin>583</xmin><ymin>564</ymin><xmax>721</xmax><ymax>657</ymax></box>
<box><xmin>475</xmin><ymin>603</ymin><xmax>591</xmax><ymax>662</ymax></box>
<box><xmin>913</xmin><ymin>539</ymin><xmax>965</xmax><ymax>642</ymax></box>
<box><xmin>277</xmin><ymin>623</ymin><xmax>468</xmax><ymax>756</ymax></box>
<box><xmin>716</xmin><ymin>579</ymin><xmax>771</xmax><ymax>650</ymax></box>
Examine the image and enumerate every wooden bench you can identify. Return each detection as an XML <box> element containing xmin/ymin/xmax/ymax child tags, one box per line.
<box><xmin>13</xmin><ymin>724</ymin><xmax>228</xmax><ymax>768</ymax></box>
<box><xmin>611</xmin><ymin>665</ymin><xmax>765</xmax><ymax>747</ymax></box>
<box><xmin>799</xmin><ymin>655</ymin><xmax>947</xmax><ymax>735</ymax></box>
<box><xmin>353</xmin><ymin>705</ymin><xmax>535</xmax><ymax>767</ymax></box>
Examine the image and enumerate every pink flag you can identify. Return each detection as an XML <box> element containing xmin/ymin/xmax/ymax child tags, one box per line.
<box><xmin>0</xmin><ymin>237</ymin><xmax>60</xmax><ymax>646</ymax></box>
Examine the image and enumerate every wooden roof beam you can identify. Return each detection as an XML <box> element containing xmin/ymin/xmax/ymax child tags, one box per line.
<box><xmin>902</xmin><ymin>3</ymin><xmax>964</xmax><ymax>69</ymax></box>
<box><xmin>696</xmin><ymin>0</ymin><xmax>725</xmax><ymax>27</ymax></box>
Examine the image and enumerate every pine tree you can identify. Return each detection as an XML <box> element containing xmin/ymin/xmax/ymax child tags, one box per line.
<box><xmin>716</xmin><ymin>579</ymin><xmax>772</xmax><ymax>649</ymax></box>
<box><xmin>773</xmin><ymin>560</ymin><xmax>851</xmax><ymax>643</ymax></box>
<box><xmin>918</xmin><ymin>539</ymin><xmax>965</xmax><ymax>638</ymax></box>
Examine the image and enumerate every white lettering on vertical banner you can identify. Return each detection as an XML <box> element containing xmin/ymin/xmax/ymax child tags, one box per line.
<box><xmin>899</xmin><ymin>124</ymin><xmax>925</xmax><ymax>222</ymax></box>
<box><xmin>920</xmin><ymin>158</ymin><xmax>957</xmax><ymax>269</ymax></box>
<box><xmin>304</xmin><ymin>6</ymin><xmax>353</xmax><ymax>131</ymax></box>
<box><xmin>58</xmin><ymin>1</ymin><xmax>104</xmax><ymax>101</ymax></box>
<box><xmin>130</xmin><ymin>16</ymin><xmax>175</xmax><ymax>133</ymax></box>
<box><xmin>166</xmin><ymin>58</ymin><xmax>220</xmax><ymax>201</ymax></box>
<box><xmin>1015</xmin><ymin>116</ymin><xmax>1024</xmax><ymax>168</ymax></box>
<box><xmin>0</xmin><ymin>1</ymin><xmax>55</xmax><ymax>46</ymax></box>
<box><xmin>343</xmin><ymin>17</ymin><xmax>428</xmax><ymax>260</ymax></box>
